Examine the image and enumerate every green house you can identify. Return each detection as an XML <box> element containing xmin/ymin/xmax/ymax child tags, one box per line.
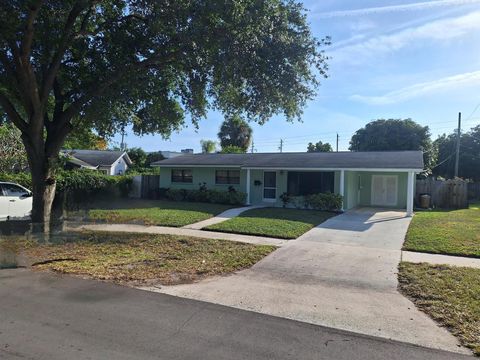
<box><xmin>151</xmin><ymin>151</ymin><xmax>424</xmax><ymax>216</ymax></box>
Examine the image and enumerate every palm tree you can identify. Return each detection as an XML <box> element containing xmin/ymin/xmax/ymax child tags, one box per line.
<box><xmin>217</xmin><ymin>114</ymin><xmax>252</xmax><ymax>152</ymax></box>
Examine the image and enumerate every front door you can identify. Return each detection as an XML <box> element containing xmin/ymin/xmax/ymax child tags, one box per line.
<box><xmin>371</xmin><ymin>175</ymin><xmax>398</xmax><ymax>206</ymax></box>
<box><xmin>263</xmin><ymin>171</ymin><xmax>277</xmax><ymax>201</ymax></box>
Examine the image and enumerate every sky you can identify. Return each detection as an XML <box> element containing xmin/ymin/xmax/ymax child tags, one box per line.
<box><xmin>112</xmin><ymin>0</ymin><xmax>480</xmax><ymax>153</ymax></box>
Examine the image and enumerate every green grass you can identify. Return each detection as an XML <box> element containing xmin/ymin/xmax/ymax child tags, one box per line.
<box><xmin>85</xmin><ymin>199</ymin><xmax>234</xmax><ymax>227</ymax></box>
<box><xmin>398</xmin><ymin>262</ymin><xmax>480</xmax><ymax>355</ymax></box>
<box><xmin>204</xmin><ymin>207</ymin><xmax>336</xmax><ymax>239</ymax></box>
<box><xmin>403</xmin><ymin>202</ymin><xmax>480</xmax><ymax>257</ymax></box>
<box><xmin>19</xmin><ymin>231</ymin><xmax>275</xmax><ymax>285</ymax></box>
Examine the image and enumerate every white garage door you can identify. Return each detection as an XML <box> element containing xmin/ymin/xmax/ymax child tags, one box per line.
<box><xmin>371</xmin><ymin>175</ymin><xmax>398</xmax><ymax>206</ymax></box>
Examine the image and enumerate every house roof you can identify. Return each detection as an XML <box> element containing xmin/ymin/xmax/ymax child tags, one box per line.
<box><xmin>63</xmin><ymin>150</ymin><xmax>132</xmax><ymax>167</ymax></box>
<box><xmin>151</xmin><ymin>151</ymin><xmax>424</xmax><ymax>170</ymax></box>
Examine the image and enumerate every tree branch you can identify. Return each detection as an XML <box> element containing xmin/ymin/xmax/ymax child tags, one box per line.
<box><xmin>0</xmin><ymin>91</ymin><xmax>28</xmax><ymax>132</ymax></box>
<box><xmin>60</xmin><ymin>50</ymin><xmax>181</xmax><ymax>125</ymax></box>
<box><xmin>40</xmin><ymin>1</ymin><xmax>91</xmax><ymax>109</ymax></box>
<box><xmin>20</xmin><ymin>0</ymin><xmax>44</xmax><ymax>63</ymax></box>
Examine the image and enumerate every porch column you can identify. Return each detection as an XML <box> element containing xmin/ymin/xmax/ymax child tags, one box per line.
<box><xmin>406</xmin><ymin>171</ymin><xmax>415</xmax><ymax>217</ymax></box>
<box><xmin>340</xmin><ymin>169</ymin><xmax>345</xmax><ymax>211</ymax></box>
<box><xmin>246</xmin><ymin>168</ymin><xmax>251</xmax><ymax>205</ymax></box>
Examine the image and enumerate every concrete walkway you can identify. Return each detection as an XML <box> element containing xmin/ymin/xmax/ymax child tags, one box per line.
<box><xmin>403</xmin><ymin>251</ymin><xmax>480</xmax><ymax>269</ymax></box>
<box><xmin>183</xmin><ymin>205</ymin><xmax>265</xmax><ymax>230</ymax></box>
<box><xmin>72</xmin><ymin>223</ymin><xmax>286</xmax><ymax>247</ymax></box>
<box><xmin>143</xmin><ymin>208</ymin><xmax>469</xmax><ymax>355</ymax></box>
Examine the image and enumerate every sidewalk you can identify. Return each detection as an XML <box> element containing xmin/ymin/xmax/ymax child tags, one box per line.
<box><xmin>183</xmin><ymin>205</ymin><xmax>265</xmax><ymax>230</ymax></box>
<box><xmin>402</xmin><ymin>251</ymin><xmax>480</xmax><ymax>268</ymax></box>
<box><xmin>71</xmin><ymin>223</ymin><xmax>286</xmax><ymax>247</ymax></box>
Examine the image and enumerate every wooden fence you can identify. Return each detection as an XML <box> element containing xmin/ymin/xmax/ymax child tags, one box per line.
<box><xmin>130</xmin><ymin>175</ymin><xmax>160</xmax><ymax>199</ymax></box>
<box><xmin>416</xmin><ymin>178</ymin><xmax>468</xmax><ymax>209</ymax></box>
<box><xmin>468</xmin><ymin>182</ymin><xmax>480</xmax><ymax>200</ymax></box>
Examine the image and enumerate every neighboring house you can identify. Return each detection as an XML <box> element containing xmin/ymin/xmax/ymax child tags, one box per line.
<box><xmin>63</xmin><ymin>150</ymin><xmax>132</xmax><ymax>175</ymax></box>
<box><xmin>151</xmin><ymin>151</ymin><xmax>424</xmax><ymax>215</ymax></box>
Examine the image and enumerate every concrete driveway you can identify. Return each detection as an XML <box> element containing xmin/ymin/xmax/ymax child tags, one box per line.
<box><xmin>149</xmin><ymin>208</ymin><xmax>468</xmax><ymax>355</ymax></box>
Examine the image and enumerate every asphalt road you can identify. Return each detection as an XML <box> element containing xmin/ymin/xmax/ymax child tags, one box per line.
<box><xmin>0</xmin><ymin>269</ymin><xmax>471</xmax><ymax>360</ymax></box>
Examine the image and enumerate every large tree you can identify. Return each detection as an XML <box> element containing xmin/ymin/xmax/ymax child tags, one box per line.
<box><xmin>307</xmin><ymin>141</ymin><xmax>332</xmax><ymax>152</ymax></box>
<box><xmin>0</xmin><ymin>1</ymin><xmax>329</xmax><ymax>226</ymax></box>
<box><xmin>349</xmin><ymin>119</ymin><xmax>434</xmax><ymax>170</ymax></box>
<box><xmin>433</xmin><ymin>125</ymin><xmax>480</xmax><ymax>180</ymax></box>
<box><xmin>218</xmin><ymin>114</ymin><xmax>253</xmax><ymax>152</ymax></box>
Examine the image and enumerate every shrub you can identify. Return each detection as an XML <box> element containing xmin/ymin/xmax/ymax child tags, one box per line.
<box><xmin>165</xmin><ymin>188</ymin><xmax>186</xmax><ymax>201</ymax></box>
<box><xmin>164</xmin><ymin>187</ymin><xmax>246</xmax><ymax>205</ymax></box>
<box><xmin>279</xmin><ymin>192</ymin><xmax>292</xmax><ymax>208</ymax></box>
<box><xmin>304</xmin><ymin>192</ymin><xmax>343</xmax><ymax>211</ymax></box>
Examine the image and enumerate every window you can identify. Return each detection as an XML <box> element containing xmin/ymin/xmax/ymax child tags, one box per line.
<box><xmin>215</xmin><ymin>170</ymin><xmax>240</xmax><ymax>185</ymax></box>
<box><xmin>2</xmin><ymin>184</ymin><xmax>29</xmax><ymax>197</ymax></box>
<box><xmin>171</xmin><ymin>169</ymin><xmax>193</xmax><ymax>183</ymax></box>
<box><xmin>287</xmin><ymin>171</ymin><xmax>334</xmax><ymax>196</ymax></box>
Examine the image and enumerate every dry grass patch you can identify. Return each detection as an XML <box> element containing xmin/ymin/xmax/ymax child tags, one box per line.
<box><xmin>399</xmin><ymin>262</ymin><xmax>480</xmax><ymax>355</ymax></box>
<box><xmin>17</xmin><ymin>231</ymin><xmax>275</xmax><ymax>285</ymax></box>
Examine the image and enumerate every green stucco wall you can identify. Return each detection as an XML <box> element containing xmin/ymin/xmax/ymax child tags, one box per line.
<box><xmin>159</xmin><ymin>167</ymin><xmax>244</xmax><ymax>192</ymax></box>
<box><xmin>158</xmin><ymin>167</ymin><xmax>409</xmax><ymax>209</ymax></box>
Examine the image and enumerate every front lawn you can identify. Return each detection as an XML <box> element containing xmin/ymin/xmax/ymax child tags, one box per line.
<box><xmin>85</xmin><ymin>199</ymin><xmax>234</xmax><ymax>227</ymax></box>
<box><xmin>398</xmin><ymin>262</ymin><xmax>480</xmax><ymax>355</ymax></box>
<box><xmin>17</xmin><ymin>231</ymin><xmax>275</xmax><ymax>285</ymax></box>
<box><xmin>403</xmin><ymin>202</ymin><xmax>480</xmax><ymax>257</ymax></box>
<box><xmin>204</xmin><ymin>207</ymin><xmax>336</xmax><ymax>239</ymax></box>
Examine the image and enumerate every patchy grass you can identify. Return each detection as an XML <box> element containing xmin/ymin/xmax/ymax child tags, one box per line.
<box><xmin>205</xmin><ymin>207</ymin><xmax>336</xmax><ymax>239</ymax></box>
<box><xmin>19</xmin><ymin>231</ymin><xmax>275</xmax><ymax>285</ymax></box>
<box><xmin>403</xmin><ymin>202</ymin><xmax>480</xmax><ymax>257</ymax></box>
<box><xmin>398</xmin><ymin>262</ymin><xmax>480</xmax><ymax>355</ymax></box>
<box><xmin>85</xmin><ymin>200</ymin><xmax>234</xmax><ymax>227</ymax></box>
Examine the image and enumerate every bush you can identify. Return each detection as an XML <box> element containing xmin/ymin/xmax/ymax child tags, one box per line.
<box><xmin>304</xmin><ymin>192</ymin><xmax>343</xmax><ymax>211</ymax></box>
<box><xmin>165</xmin><ymin>188</ymin><xmax>186</xmax><ymax>201</ymax></box>
<box><xmin>164</xmin><ymin>187</ymin><xmax>246</xmax><ymax>205</ymax></box>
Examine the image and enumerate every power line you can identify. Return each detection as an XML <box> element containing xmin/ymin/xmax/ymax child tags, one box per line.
<box><xmin>464</xmin><ymin>101</ymin><xmax>480</xmax><ymax>121</ymax></box>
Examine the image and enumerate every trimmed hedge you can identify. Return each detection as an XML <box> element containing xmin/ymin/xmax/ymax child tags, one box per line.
<box><xmin>163</xmin><ymin>187</ymin><xmax>246</xmax><ymax>205</ymax></box>
<box><xmin>304</xmin><ymin>192</ymin><xmax>343</xmax><ymax>211</ymax></box>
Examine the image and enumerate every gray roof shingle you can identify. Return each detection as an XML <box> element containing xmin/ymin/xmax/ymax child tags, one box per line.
<box><xmin>64</xmin><ymin>150</ymin><xmax>131</xmax><ymax>167</ymax></box>
<box><xmin>151</xmin><ymin>151</ymin><xmax>424</xmax><ymax>170</ymax></box>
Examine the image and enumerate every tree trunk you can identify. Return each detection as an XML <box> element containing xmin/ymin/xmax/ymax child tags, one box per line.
<box><xmin>30</xmin><ymin>162</ymin><xmax>56</xmax><ymax>232</ymax></box>
<box><xmin>22</xmin><ymin>134</ymin><xmax>57</xmax><ymax>233</ymax></box>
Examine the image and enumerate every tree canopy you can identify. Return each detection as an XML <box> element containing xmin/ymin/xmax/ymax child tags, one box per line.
<box><xmin>218</xmin><ymin>114</ymin><xmax>253</xmax><ymax>152</ymax></box>
<box><xmin>200</xmin><ymin>139</ymin><xmax>216</xmax><ymax>153</ymax></box>
<box><xmin>349</xmin><ymin>119</ymin><xmax>434</xmax><ymax>170</ymax></box>
<box><xmin>433</xmin><ymin>125</ymin><xmax>480</xmax><ymax>180</ymax></box>
<box><xmin>220</xmin><ymin>145</ymin><xmax>245</xmax><ymax>154</ymax></box>
<box><xmin>307</xmin><ymin>141</ymin><xmax>333</xmax><ymax>152</ymax></box>
<box><xmin>0</xmin><ymin>1</ymin><xmax>329</xmax><ymax>224</ymax></box>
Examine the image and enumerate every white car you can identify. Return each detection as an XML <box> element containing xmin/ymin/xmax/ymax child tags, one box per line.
<box><xmin>0</xmin><ymin>182</ymin><xmax>33</xmax><ymax>220</ymax></box>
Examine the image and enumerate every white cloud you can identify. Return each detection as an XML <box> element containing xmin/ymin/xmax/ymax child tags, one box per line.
<box><xmin>350</xmin><ymin>70</ymin><xmax>480</xmax><ymax>105</ymax></box>
<box><xmin>314</xmin><ymin>0</ymin><xmax>480</xmax><ymax>18</ymax></box>
<box><xmin>332</xmin><ymin>11</ymin><xmax>480</xmax><ymax>64</ymax></box>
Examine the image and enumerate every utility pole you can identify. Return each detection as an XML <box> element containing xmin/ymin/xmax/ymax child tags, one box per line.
<box><xmin>454</xmin><ymin>112</ymin><xmax>461</xmax><ymax>178</ymax></box>
<box><xmin>278</xmin><ymin>139</ymin><xmax>283</xmax><ymax>153</ymax></box>
<box><xmin>250</xmin><ymin>140</ymin><xmax>255</xmax><ymax>153</ymax></box>
<box><xmin>336</xmin><ymin>133</ymin><xmax>339</xmax><ymax>152</ymax></box>
<box><xmin>120</xmin><ymin>125</ymin><xmax>127</xmax><ymax>151</ymax></box>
